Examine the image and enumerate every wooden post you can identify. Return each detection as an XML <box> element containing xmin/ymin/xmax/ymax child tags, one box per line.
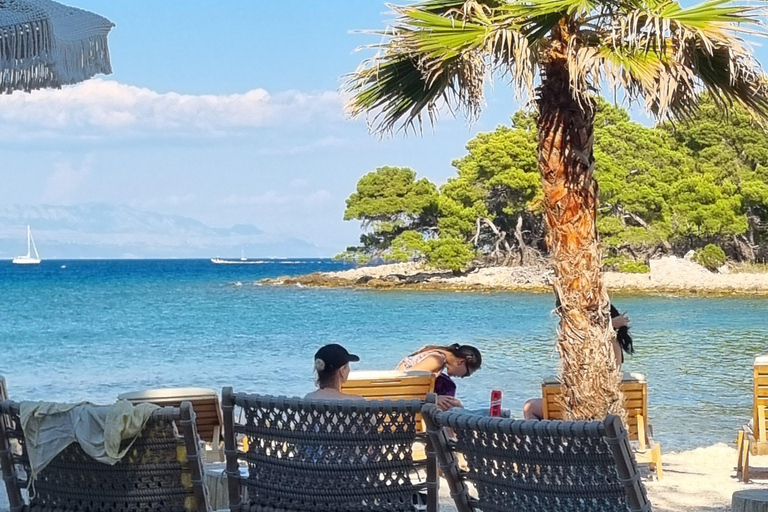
<box><xmin>737</xmin><ymin>430</ymin><xmax>745</xmax><ymax>475</ymax></box>
<box><xmin>637</xmin><ymin>414</ymin><xmax>647</xmax><ymax>451</ymax></box>
<box><xmin>733</xmin><ymin>489</ymin><xmax>768</xmax><ymax>512</ymax></box>
<box><xmin>742</xmin><ymin>437</ymin><xmax>751</xmax><ymax>483</ymax></box>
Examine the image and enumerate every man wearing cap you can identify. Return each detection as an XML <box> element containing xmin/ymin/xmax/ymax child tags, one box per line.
<box><xmin>305</xmin><ymin>344</ymin><xmax>364</xmax><ymax>400</ymax></box>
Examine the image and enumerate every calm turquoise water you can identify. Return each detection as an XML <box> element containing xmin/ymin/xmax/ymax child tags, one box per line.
<box><xmin>0</xmin><ymin>259</ymin><xmax>766</xmax><ymax>451</ymax></box>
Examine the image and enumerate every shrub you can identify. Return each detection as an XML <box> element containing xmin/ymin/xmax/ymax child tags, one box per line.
<box><xmin>618</xmin><ymin>260</ymin><xmax>650</xmax><ymax>273</ymax></box>
<box><xmin>693</xmin><ymin>244</ymin><xmax>727</xmax><ymax>272</ymax></box>
<box><xmin>603</xmin><ymin>256</ymin><xmax>649</xmax><ymax>273</ymax></box>
<box><xmin>426</xmin><ymin>237</ymin><xmax>476</xmax><ymax>272</ymax></box>
<box><xmin>384</xmin><ymin>230</ymin><xmax>428</xmax><ymax>262</ymax></box>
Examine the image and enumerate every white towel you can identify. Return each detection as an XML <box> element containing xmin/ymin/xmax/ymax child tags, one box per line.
<box><xmin>20</xmin><ymin>399</ymin><xmax>159</xmax><ymax>482</ymax></box>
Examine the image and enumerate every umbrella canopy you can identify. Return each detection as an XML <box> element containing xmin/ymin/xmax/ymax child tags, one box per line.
<box><xmin>0</xmin><ymin>0</ymin><xmax>113</xmax><ymax>93</ymax></box>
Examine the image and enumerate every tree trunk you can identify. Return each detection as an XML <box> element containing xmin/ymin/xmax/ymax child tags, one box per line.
<box><xmin>514</xmin><ymin>215</ymin><xmax>534</xmax><ymax>265</ymax></box>
<box><xmin>537</xmin><ymin>47</ymin><xmax>623</xmax><ymax>421</ymax></box>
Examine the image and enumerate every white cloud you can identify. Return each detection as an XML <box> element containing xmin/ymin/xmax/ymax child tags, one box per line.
<box><xmin>41</xmin><ymin>156</ymin><xmax>95</xmax><ymax>203</ymax></box>
<box><xmin>0</xmin><ymin>79</ymin><xmax>345</xmax><ymax>140</ymax></box>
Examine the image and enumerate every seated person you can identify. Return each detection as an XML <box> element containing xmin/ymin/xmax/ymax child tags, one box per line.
<box><xmin>305</xmin><ymin>344</ymin><xmax>363</xmax><ymax>400</ymax></box>
<box><xmin>396</xmin><ymin>343</ymin><xmax>482</xmax><ymax>411</ymax></box>
<box><xmin>522</xmin><ymin>305</ymin><xmax>634</xmax><ymax>420</ymax></box>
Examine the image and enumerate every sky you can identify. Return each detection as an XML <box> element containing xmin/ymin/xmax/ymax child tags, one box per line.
<box><xmin>0</xmin><ymin>1</ymin><xmax>763</xmax><ymax>257</ymax></box>
<box><xmin>0</xmin><ymin>1</ymin><xmax>527</xmax><ymax>256</ymax></box>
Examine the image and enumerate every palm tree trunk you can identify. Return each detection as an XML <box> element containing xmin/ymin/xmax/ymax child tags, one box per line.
<box><xmin>537</xmin><ymin>53</ymin><xmax>623</xmax><ymax>421</ymax></box>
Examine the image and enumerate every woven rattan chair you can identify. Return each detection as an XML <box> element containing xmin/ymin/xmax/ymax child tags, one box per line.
<box><xmin>0</xmin><ymin>391</ymin><xmax>209</xmax><ymax>512</ymax></box>
<box><xmin>423</xmin><ymin>404</ymin><xmax>652</xmax><ymax>512</ymax></box>
<box><xmin>221</xmin><ymin>388</ymin><xmax>439</xmax><ymax>512</ymax></box>
<box><xmin>542</xmin><ymin>372</ymin><xmax>663</xmax><ymax>479</ymax></box>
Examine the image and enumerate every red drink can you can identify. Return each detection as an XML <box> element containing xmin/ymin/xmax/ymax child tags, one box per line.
<box><xmin>489</xmin><ymin>389</ymin><xmax>502</xmax><ymax>417</ymax></box>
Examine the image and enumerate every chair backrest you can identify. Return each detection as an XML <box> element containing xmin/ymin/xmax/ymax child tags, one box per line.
<box><xmin>343</xmin><ymin>371</ymin><xmax>435</xmax><ymax>433</ymax></box>
<box><xmin>0</xmin><ymin>393</ymin><xmax>209</xmax><ymax>512</ymax></box>
<box><xmin>754</xmin><ymin>356</ymin><xmax>768</xmax><ymax>440</ymax></box>
<box><xmin>118</xmin><ymin>387</ymin><xmax>223</xmax><ymax>445</ymax></box>
<box><xmin>542</xmin><ymin>373</ymin><xmax>649</xmax><ymax>443</ymax></box>
<box><xmin>342</xmin><ymin>371</ymin><xmax>435</xmax><ymax>401</ymax></box>
<box><xmin>221</xmin><ymin>388</ymin><xmax>438</xmax><ymax>512</ymax></box>
<box><xmin>423</xmin><ymin>405</ymin><xmax>652</xmax><ymax>512</ymax></box>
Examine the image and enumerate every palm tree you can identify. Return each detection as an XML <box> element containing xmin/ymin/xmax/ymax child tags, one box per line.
<box><xmin>345</xmin><ymin>0</ymin><xmax>768</xmax><ymax>419</ymax></box>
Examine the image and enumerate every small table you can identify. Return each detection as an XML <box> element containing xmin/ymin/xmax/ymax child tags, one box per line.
<box><xmin>733</xmin><ymin>489</ymin><xmax>768</xmax><ymax>512</ymax></box>
<box><xmin>204</xmin><ymin>463</ymin><xmax>249</xmax><ymax>510</ymax></box>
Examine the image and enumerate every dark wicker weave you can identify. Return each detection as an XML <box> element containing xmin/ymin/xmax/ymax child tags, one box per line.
<box><xmin>221</xmin><ymin>388</ymin><xmax>438</xmax><ymax>512</ymax></box>
<box><xmin>422</xmin><ymin>404</ymin><xmax>652</xmax><ymax>512</ymax></box>
<box><xmin>0</xmin><ymin>382</ymin><xmax>209</xmax><ymax>512</ymax></box>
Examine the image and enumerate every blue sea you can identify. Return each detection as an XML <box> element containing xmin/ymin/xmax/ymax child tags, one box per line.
<box><xmin>0</xmin><ymin>259</ymin><xmax>766</xmax><ymax>451</ymax></box>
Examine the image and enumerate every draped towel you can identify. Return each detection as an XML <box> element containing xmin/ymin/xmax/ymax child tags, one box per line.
<box><xmin>19</xmin><ymin>400</ymin><xmax>159</xmax><ymax>483</ymax></box>
<box><xmin>0</xmin><ymin>0</ymin><xmax>114</xmax><ymax>93</ymax></box>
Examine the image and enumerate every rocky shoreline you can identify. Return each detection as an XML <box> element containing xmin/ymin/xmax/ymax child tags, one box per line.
<box><xmin>262</xmin><ymin>256</ymin><xmax>768</xmax><ymax>295</ymax></box>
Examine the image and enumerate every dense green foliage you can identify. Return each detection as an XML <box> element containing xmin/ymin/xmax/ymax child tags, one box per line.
<box><xmin>341</xmin><ymin>97</ymin><xmax>768</xmax><ymax>270</ymax></box>
<box><xmin>694</xmin><ymin>244</ymin><xmax>728</xmax><ymax>271</ymax></box>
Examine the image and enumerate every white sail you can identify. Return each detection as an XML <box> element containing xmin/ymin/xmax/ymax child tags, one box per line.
<box><xmin>12</xmin><ymin>226</ymin><xmax>41</xmax><ymax>265</ymax></box>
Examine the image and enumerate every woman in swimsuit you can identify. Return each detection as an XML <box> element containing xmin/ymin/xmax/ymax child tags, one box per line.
<box><xmin>397</xmin><ymin>343</ymin><xmax>482</xmax><ymax>411</ymax></box>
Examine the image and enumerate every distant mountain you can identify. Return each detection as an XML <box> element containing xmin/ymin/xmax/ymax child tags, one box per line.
<box><xmin>0</xmin><ymin>203</ymin><xmax>321</xmax><ymax>258</ymax></box>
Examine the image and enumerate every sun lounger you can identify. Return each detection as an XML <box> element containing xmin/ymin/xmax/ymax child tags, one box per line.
<box><xmin>0</xmin><ymin>390</ymin><xmax>209</xmax><ymax>512</ymax></box>
<box><xmin>736</xmin><ymin>355</ymin><xmax>768</xmax><ymax>482</ymax></box>
<box><xmin>118</xmin><ymin>387</ymin><xmax>224</xmax><ymax>461</ymax></box>
<box><xmin>342</xmin><ymin>370</ymin><xmax>436</xmax><ymax>401</ymax></box>
<box><xmin>542</xmin><ymin>372</ymin><xmax>663</xmax><ymax>479</ymax></box>
<box><xmin>423</xmin><ymin>404</ymin><xmax>653</xmax><ymax>512</ymax></box>
<box><xmin>343</xmin><ymin>370</ymin><xmax>436</xmax><ymax>435</ymax></box>
<box><xmin>221</xmin><ymin>388</ymin><xmax>439</xmax><ymax>512</ymax></box>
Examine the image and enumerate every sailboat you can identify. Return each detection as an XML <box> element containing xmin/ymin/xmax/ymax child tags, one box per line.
<box><xmin>12</xmin><ymin>226</ymin><xmax>41</xmax><ymax>265</ymax></box>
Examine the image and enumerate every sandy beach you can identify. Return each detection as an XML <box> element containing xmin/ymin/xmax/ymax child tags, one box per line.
<box><xmin>264</xmin><ymin>257</ymin><xmax>768</xmax><ymax>295</ymax></box>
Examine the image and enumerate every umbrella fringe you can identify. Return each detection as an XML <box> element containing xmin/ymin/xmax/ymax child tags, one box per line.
<box><xmin>52</xmin><ymin>32</ymin><xmax>111</xmax><ymax>85</ymax></box>
<box><xmin>0</xmin><ymin>28</ymin><xmax>111</xmax><ymax>94</ymax></box>
<box><xmin>0</xmin><ymin>0</ymin><xmax>113</xmax><ymax>94</ymax></box>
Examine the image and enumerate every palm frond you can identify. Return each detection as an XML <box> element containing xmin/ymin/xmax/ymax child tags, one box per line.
<box><xmin>689</xmin><ymin>43</ymin><xmax>768</xmax><ymax>119</ymax></box>
<box><xmin>615</xmin><ymin>0</ymin><xmax>763</xmax><ymax>57</ymax></box>
<box><xmin>344</xmin><ymin>1</ymin><xmax>542</xmax><ymax>134</ymax></box>
<box><xmin>590</xmin><ymin>0</ymin><xmax>768</xmax><ymax>121</ymax></box>
<box><xmin>345</xmin><ymin>52</ymin><xmax>456</xmax><ymax>134</ymax></box>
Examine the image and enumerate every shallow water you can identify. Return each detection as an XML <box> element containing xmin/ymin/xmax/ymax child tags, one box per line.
<box><xmin>0</xmin><ymin>259</ymin><xmax>765</xmax><ymax>450</ymax></box>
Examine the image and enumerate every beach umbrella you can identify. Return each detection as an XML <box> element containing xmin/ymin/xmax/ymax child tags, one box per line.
<box><xmin>0</xmin><ymin>0</ymin><xmax>113</xmax><ymax>94</ymax></box>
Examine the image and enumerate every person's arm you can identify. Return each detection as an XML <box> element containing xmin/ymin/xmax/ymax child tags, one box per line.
<box><xmin>612</xmin><ymin>337</ymin><xmax>623</xmax><ymax>371</ymax></box>
<box><xmin>405</xmin><ymin>354</ymin><xmax>463</xmax><ymax>410</ymax></box>
<box><xmin>612</xmin><ymin>312</ymin><xmax>629</xmax><ymax>330</ymax></box>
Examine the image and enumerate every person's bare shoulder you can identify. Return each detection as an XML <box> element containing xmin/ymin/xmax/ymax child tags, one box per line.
<box><xmin>409</xmin><ymin>353</ymin><xmax>446</xmax><ymax>373</ymax></box>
